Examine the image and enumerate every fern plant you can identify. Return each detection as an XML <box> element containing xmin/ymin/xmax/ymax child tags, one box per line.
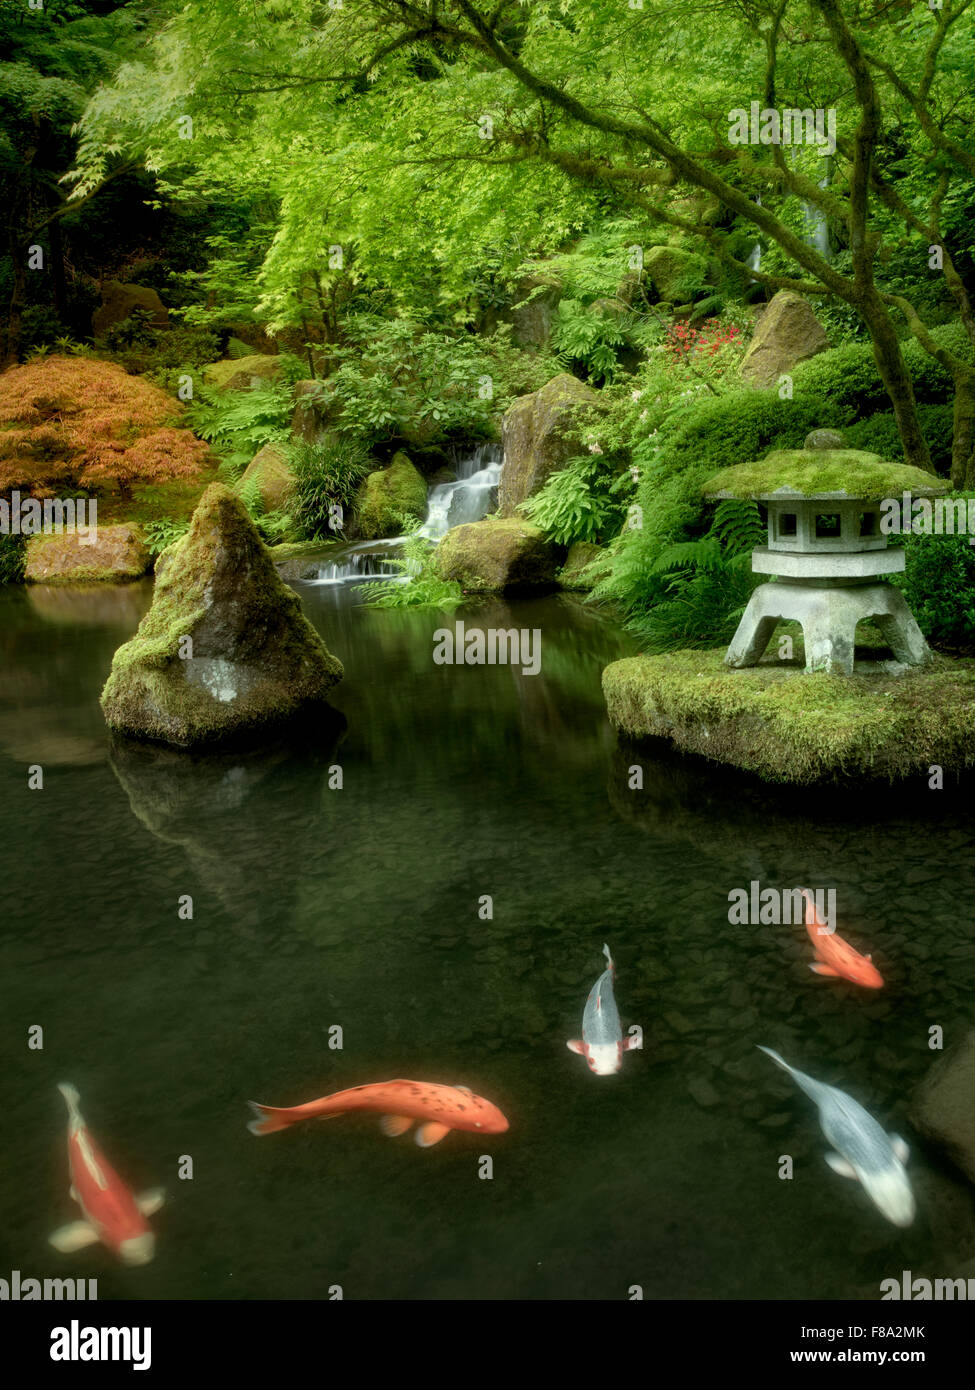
<box><xmin>360</xmin><ymin>533</ymin><xmax>463</xmax><ymax>609</ymax></box>
<box><xmin>519</xmin><ymin>455</ymin><xmax>623</xmax><ymax>545</ymax></box>
<box><xmin>185</xmin><ymin>384</ymin><xmax>293</xmax><ymax>478</ymax></box>
<box><xmin>551</xmin><ymin>300</ymin><xmax>627</xmax><ymax>385</ymax></box>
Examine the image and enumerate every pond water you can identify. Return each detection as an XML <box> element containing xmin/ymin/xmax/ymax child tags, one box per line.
<box><xmin>1</xmin><ymin>576</ymin><xmax>973</xmax><ymax>1301</ymax></box>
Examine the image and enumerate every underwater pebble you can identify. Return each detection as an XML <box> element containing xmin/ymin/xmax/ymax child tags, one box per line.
<box><xmin>663</xmin><ymin>1010</ymin><xmax>695</xmax><ymax>1036</ymax></box>
<box><xmin>757</xmin><ymin>1112</ymin><xmax>792</xmax><ymax>1128</ymax></box>
<box><xmin>687</xmin><ymin>1075</ymin><xmax>722</xmax><ymax>1108</ymax></box>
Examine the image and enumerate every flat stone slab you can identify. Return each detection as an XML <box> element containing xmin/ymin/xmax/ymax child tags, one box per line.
<box><xmin>602</xmin><ymin>646</ymin><xmax>975</xmax><ymax>784</ymax></box>
<box><xmin>751</xmin><ymin>548</ymin><xmax>904</xmax><ymax>579</ymax></box>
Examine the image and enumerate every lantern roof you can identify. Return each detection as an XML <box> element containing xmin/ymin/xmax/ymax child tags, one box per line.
<box><xmin>703</xmin><ymin>448</ymin><xmax>948</xmax><ymax>502</ymax></box>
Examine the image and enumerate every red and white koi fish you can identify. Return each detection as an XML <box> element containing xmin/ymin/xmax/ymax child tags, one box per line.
<box><xmin>247</xmin><ymin>1079</ymin><xmax>509</xmax><ymax>1149</ymax></box>
<box><xmin>567</xmin><ymin>943</ymin><xmax>639</xmax><ymax>1075</ymax></box>
<box><xmin>49</xmin><ymin>1084</ymin><xmax>163</xmax><ymax>1266</ymax></box>
<box><xmin>801</xmin><ymin>889</ymin><xmax>884</xmax><ymax>989</ymax></box>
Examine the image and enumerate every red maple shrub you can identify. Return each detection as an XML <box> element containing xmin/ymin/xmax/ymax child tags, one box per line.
<box><xmin>0</xmin><ymin>356</ymin><xmax>210</xmax><ymax>502</ymax></box>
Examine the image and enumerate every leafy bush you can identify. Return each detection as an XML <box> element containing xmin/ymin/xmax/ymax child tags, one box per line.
<box><xmin>551</xmin><ymin>299</ymin><xmax>628</xmax><ymax>385</ymax></box>
<box><xmin>142</xmin><ymin>517</ymin><xmax>191</xmax><ymax>557</ymax></box>
<box><xmin>792</xmin><ymin>322</ymin><xmax>974</xmax><ymax>414</ymax></box>
<box><xmin>893</xmin><ymin>494</ymin><xmax>975</xmax><ymax>649</ymax></box>
<box><xmin>360</xmin><ymin>533</ymin><xmax>462</xmax><ymax>609</ymax></box>
<box><xmin>519</xmin><ymin>453</ymin><xmax>625</xmax><ymax>544</ymax></box>
<box><xmin>0</xmin><ymin>356</ymin><xmax>209</xmax><ymax>501</ymax></box>
<box><xmin>845</xmin><ymin>404</ymin><xmax>955</xmax><ymax>475</ymax></box>
<box><xmin>185</xmin><ymin>383</ymin><xmax>293</xmax><ymax>477</ymax></box>
<box><xmin>288</xmin><ymin>437</ymin><xmax>374</xmax><ymax>539</ymax></box>
<box><xmin>0</xmin><ymin>533</ymin><xmax>27</xmax><ymax>585</ymax></box>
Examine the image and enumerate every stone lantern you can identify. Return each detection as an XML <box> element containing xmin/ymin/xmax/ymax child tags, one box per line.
<box><xmin>702</xmin><ymin>435</ymin><xmax>948</xmax><ymax>676</ymax></box>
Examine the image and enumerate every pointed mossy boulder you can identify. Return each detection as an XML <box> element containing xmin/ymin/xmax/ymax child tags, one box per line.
<box><xmin>100</xmin><ymin>484</ymin><xmax>343</xmax><ymax>747</ymax></box>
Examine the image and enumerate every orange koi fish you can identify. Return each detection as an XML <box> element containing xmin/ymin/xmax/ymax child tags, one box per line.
<box><xmin>247</xmin><ymin>1079</ymin><xmax>509</xmax><ymax>1148</ymax></box>
<box><xmin>801</xmin><ymin>889</ymin><xmax>883</xmax><ymax>989</ymax></box>
<box><xmin>49</xmin><ymin>1084</ymin><xmax>163</xmax><ymax>1266</ymax></box>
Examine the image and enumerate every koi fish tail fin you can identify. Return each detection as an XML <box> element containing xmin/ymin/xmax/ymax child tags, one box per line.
<box><xmin>57</xmin><ymin>1083</ymin><xmax>82</xmax><ymax>1121</ymax></box>
<box><xmin>247</xmin><ymin>1101</ymin><xmax>296</xmax><ymax>1137</ymax></box>
<box><xmin>602</xmin><ymin>942</ymin><xmax>614</xmax><ymax>974</ymax></box>
<box><xmin>756</xmin><ymin>1045</ymin><xmax>791</xmax><ymax>1074</ymax></box>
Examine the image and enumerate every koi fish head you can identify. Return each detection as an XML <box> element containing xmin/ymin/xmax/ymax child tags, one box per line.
<box><xmin>585</xmin><ymin>1042</ymin><xmax>623</xmax><ymax>1076</ymax></box>
<box><xmin>860</xmin><ymin>1165</ymin><xmax>915</xmax><ymax>1228</ymax></box>
<box><xmin>117</xmin><ymin>1232</ymin><xmax>156</xmax><ymax>1266</ymax></box>
<box><xmin>464</xmin><ymin>1096</ymin><xmax>509</xmax><ymax>1134</ymax></box>
<box><xmin>844</xmin><ymin>954</ymin><xmax>885</xmax><ymax>989</ymax></box>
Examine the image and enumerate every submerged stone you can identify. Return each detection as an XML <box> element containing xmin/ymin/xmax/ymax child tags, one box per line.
<box><xmin>100</xmin><ymin>483</ymin><xmax>343</xmax><ymax>747</ymax></box>
<box><xmin>911</xmin><ymin>1031</ymin><xmax>975</xmax><ymax>1185</ymax></box>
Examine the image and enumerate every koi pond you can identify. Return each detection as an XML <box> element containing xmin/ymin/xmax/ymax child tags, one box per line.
<box><xmin>1</xmin><ymin>578</ymin><xmax>973</xmax><ymax>1299</ymax></box>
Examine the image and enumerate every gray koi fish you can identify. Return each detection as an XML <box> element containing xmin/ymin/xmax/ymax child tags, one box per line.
<box><xmin>567</xmin><ymin>944</ymin><xmax>638</xmax><ymax>1076</ymax></box>
<box><xmin>757</xmin><ymin>1046</ymin><xmax>915</xmax><ymax>1227</ymax></box>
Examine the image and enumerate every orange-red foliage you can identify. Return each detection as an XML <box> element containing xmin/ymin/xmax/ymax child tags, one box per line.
<box><xmin>0</xmin><ymin>356</ymin><xmax>210</xmax><ymax>497</ymax></box>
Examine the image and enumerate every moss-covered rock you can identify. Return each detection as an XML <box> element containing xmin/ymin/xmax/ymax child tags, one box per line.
<box><xmin>91</xmin><ymin>282</ymin><xmax>169</xmax><ymax>337</ymax></box>
<box><xmin>354</xmin><ymin>451</ymin><xmax>427</xmax><ymax>539</ymax></box>
<box><xmin>704</xmin><ymin>449</ymin><xmax>947</xmax><ymax>500</ymax></box>
<box><xmin>500</xmin><ymin>373</ymin><xmax>605</xmax><ymax>516</ymax></box>
<box><xmin>643</xmin><ymin>245</ymin><xmax>710</xmax><ymax>302</ymax></box>
<box><xmin>100</xmin><ymin>483</ymin><xmax>343</xmax><ymax>747</ymax></box>
<box><xmin>740</xmin><ymin>290</ymin><xmax>828</xmax><ymax>388</ymax></box>
<box><xmin>602</xmin><ymin>646</ymin><xmax>975</xmax><ymax>784</ymax></box>
<box><xmin>25</xmin><ymin>524</ymin><xmax>150</xmax><ymax>585</ymax></box>
<box><xmin>558</xmin><ymin>541</ymin><xmax>611</xmax><ymax>590</ymax></box>
<box><xmin>203</xmin><ymin>355</ymin><xmax>282</xmax><ymax>392</ymax></box>
<box><xmin>235</xmin><ymin>442</ymin><xmax>295</xmax><ymax>512</ymax></box>
<box><xmin>436</xmin><ymin>517</ymin><xmax>561</xmax><ymax>591</ymax></box>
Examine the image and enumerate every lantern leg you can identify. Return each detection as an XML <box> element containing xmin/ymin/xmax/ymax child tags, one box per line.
<box><xmin>725</xmin><ymin>591</ymin><xmax>778</xmax><ymax>667</ymax></box>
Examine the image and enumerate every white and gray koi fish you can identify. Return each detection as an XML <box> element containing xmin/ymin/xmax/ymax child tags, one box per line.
<box><xmin>567</xmin><ymin>944</ymin><xmax>638</xmax><ymax>1076</ymax></box>
<box><xmin>757</xmin><ymin>1046</ymin><xmax>915</xmax><ymax>1228</ymax></box>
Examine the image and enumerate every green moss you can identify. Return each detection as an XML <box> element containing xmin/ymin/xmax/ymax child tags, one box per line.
<box><xmin>704</xmin><ymin>449</ymin><xmax>946</xmax><ymax>500</ymax></box>
<box><xmin>202</xmin><ymin>355</ymin><xmax>281</xmax><ymax>390</ymax></box>
<box><xmin>354</xmin><ymin>451</ymin><xmax>427</xmax><ymax>539</ymax></box>
<box><xmin>101</xmin><ymin>483</ymin><xmax>343</xmax><ymax>746</ymax></box>
<box><xmin>603</xmin><ymin>646</ymin><xmax>975</xmax><ymax>784</ymax></box>
<box><xmin>436</xmin><ymin>517</ymin><xmax>560</xmax><ymax>591</ymax></box>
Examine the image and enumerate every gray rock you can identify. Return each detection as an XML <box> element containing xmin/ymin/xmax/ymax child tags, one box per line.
<box><xmin>910</xmin><ymin>1030</ymin><xmax>975</xmax><ymax>1184</ymax></box>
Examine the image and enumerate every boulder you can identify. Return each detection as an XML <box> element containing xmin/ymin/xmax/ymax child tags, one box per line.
<box><xmin>643</xmin><ymin>246</ymin><xmax>709</xmax><ymax>303</ymax></box>
<box><xmin>290</xmin><ymin>379</ymin><xmax>336</xmax><ymax>445</ymax></box>
<box><xmin>559</xmin><ymin>541</ymin><xmax>611</xmax><ymax>590</ymax></box>
<box><xmin>740</xmin><ymin>291</ymin><xmax>829</xmax><ymax>388</ymax></box>
<box><xmin>506</xmin><ymin>273</ymin><xmax>563</xmax><ymax>347</ymax></box>
<box><xmin>235</xmin><ymin>443</ymin><xmax>295</xmax><ymax>513</ymax></box>
<box><xmin>436</xmin><ymin>518</ymin><xmax>561</xmax><ymax>592</ymax></box>
<box><xmin>24</xmin><ymin>524</ymin><xmax>150</xmax><ymax>585</ymax></box>
<box><xmin>100</xmin><ymin>484</ymin><xmax>343</xmax><ymax>748</ymax></box>
<box><xmin>92</xmin><ymin>282</ymin><xmax>169</xmax><ymax>337</ymax></box>
<box><xmin>805</xmin><ymin>428</ymin><xmax>847</xmax><ymax>450</ymax></box>
<box><xmin>354</xmin><ymin>451</ymin><xmax>427</xmax><ymax>539</ymax></box>
<box><xmin>203</xmin><ymin>355</ymin><xmax>282</xmax><ymax>393</ymax></box>
<box><xmin>499</xmin><ymin>373</ymin><xmax>605</xmax><ymax>517</ymax></box>
<box><xmin>910</xmin><ymin>1030</ymin><xmax>975</xmax><ymax>1184</ymax></box>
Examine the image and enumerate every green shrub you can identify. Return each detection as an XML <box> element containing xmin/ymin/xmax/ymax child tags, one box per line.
<box><xmin>185</xmin><ymin>383</ymin><xmax>294</xmax><ymax>477</ymax></box>
<box><xmin>519</xmin><ymin>453</ymin><xmax>626</xmax><ymax>544</ymax></box>
<box><xmin>289</xmin><ymin>436</ymin><xmax>374</xmax><ymax>539</ymax></box>
<box><xmin>551</xmin><ymin>299</ymin><xmax>627</xmax><ymax>385</ymax></box>
<box><xmin>893</xmin><ymin>494</ymin><xmax>975</xmax><ymax>649</ymax></box>
<box><xmin>0</xmin><ymin>533</ymin><xmax>27</xmax><ymax>585</ymax></box>
<box><xmin>792</xmin><ymin>322</ymin><xmax>974</xmax><ymax>414</ymax></box>
<box><xmin>142</xmin><ymin>517</ymin><xmax>191</xmax><ymax>557</ymax></box>
<box><xmin>846</xmin><ymin>404</ymin><xmax>955</xmax><ymax>475</ymax></box>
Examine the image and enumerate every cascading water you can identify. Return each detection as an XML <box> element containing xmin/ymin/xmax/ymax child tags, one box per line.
<box><xmin>416</xmin><ymin>443</ymin><xmax>502</xmax><ymax>541</ymax></box>
<box><xmin>301</xmin><ymin>442</ymin><xmax>503</xmax><ymax>585</ymax></box>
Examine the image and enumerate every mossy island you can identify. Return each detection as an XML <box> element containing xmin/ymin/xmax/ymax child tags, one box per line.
<box><xmin>100</xmin><ymin>484</ymin><xmax>343</xmax><ymax>748</ymax></box>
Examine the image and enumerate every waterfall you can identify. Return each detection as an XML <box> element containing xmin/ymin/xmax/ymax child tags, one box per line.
<box><xmin>416</xmin><ymin>443</ymin><xmax>502</xmax><ymax>541</ymax></box>
<box><xmin>300</xmin><ymin>442</ymin><xmax>502</xmax><ymax>585</ymax></box>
